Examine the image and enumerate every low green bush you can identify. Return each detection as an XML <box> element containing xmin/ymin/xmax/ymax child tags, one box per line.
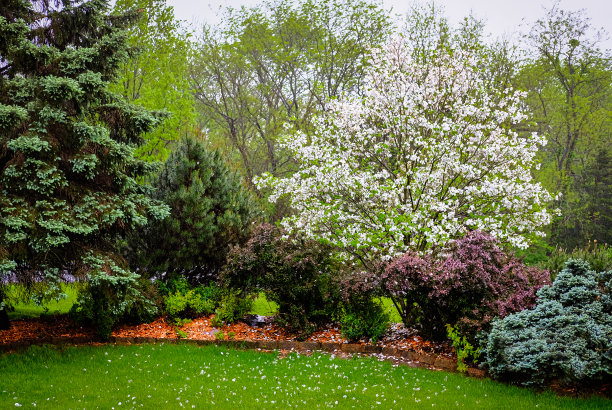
<box><xmin>161</xmin><ymin>277</ymin><xmax>221</xmax><ymax>320</ymax></box>
<box><xmin>338</xmin><ymin>271</ymin><xmax>390</xmax><ymax>343</ymax></box>
<box><xmin>164</xmin><ymin>290</ymin><xmax>215</xmax><ymax>320</ymax></box>
<box><xmin>340</xmin><ymin>298</ymin><xmax>389</xmax><ymax>343</ymax></box>
<box><xmin>484</xmin><ymin>259</ymin><xmax>612</xmax><ymax>386</ymax></box>
<box><xmin>215</xmin><ymin>291</ymin><xmax>253</xmax><ymax>324</ymax></box>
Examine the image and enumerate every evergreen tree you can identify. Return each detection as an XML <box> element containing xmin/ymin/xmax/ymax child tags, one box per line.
<box><xmin>127</xmin><ymin>137</ymin><xmax>258</xmax><ymax>281</ymax></box>
<box><xmin>0</xmin><ymin>0</ymin><xmax>169</xmax><ymax>330</ymax></box>
<box><xmin>582</xmin><ymin>148</ymin><xmax>612</xmax><ymax>244</ymax></box>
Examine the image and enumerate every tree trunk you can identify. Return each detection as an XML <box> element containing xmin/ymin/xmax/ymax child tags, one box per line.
<box><xmin>0</xmin><ymin>307</ymin><xmax>9</xmax><ymax>330</ymax></box>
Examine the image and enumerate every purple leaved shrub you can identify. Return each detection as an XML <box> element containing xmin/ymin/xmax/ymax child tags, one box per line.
<box><xmin>382</xmin><ymin>231</ymin><xmax>550</xmax><ymax>342</ymax></box>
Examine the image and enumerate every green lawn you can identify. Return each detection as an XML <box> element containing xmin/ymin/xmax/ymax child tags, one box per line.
<box><xmin>0</xmin><ymin>344</ymin><xmax>607</xmax><ymax>409</ymax></box>
<box><xmin>4</xmin><ymin>284</ymin><xmax>80</xmax><ymax>320</ymax></box>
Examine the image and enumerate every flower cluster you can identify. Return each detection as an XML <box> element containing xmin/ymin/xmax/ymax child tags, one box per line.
<box><xmin>256</xmin><ymin>38</ymin><xmax>555</xmax><ymax>265</ymax></box>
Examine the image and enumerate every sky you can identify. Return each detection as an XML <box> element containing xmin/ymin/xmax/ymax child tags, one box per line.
<box><xmin>166</xmin><ymin>0</ymin><xmax>612</xmax><ymax>51</ymax></box>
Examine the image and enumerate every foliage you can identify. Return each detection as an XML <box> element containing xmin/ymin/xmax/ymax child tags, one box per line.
<box><xmin>0</xmin><ymin>0</ymin><xmax>169</xmax><ymax>330</ymax></box>
<box><xmin>111</xmin><ymin>0</ymin><xmax>196</xmax><ymax>161</ymax></box>
<box><xmin>520</xmin><ymin>4</ymin><xmax>612</xmax><ymax>249</ymax></box>
<box><xmin>339</xmin><ymin>298</ymin><xmax>389</xmax><ymax>343</ymax></box>
<box><xmin>484</xmin><ymin>259</ymin><xmax>612</xmax><ymax>386</ymax></box>
<box><xmin>214</xmin><ymin>292</ymin><xmax>253</xmax><ymax>324</ymax></box>
<box><xmin>190</xmin><ymin>0</ymin><xmax>392</xmax><ymax>216</ymax></box>
<box><xmin>210</xmin><ymin>314</ymin><xmax>222</xmax><ymax>328</ymax></box>
<box><xmin>446</xmin><ymin>324</ymin><xmax>481</xmax><ymax>373</ymax></box>
<box><xmin>538</xmin><ymin>241</ymin><xmax>612</xmax><ymax>279</ymax></box>
<box><xmin>222</xmin><ymin>223</ymin><xmax>341</xmax><ymax>339</ymax></box>
<box><xmin>70</xmin><ymin>254</ymin><xmax>158</xmax><ymax>339</ymax></box>
<box><xmin>158</xmin><ymin>276</ymin><xmax>220</xmax><ymax>320</ymax></box>
<box><xmin>258</xmin><ymin>36</ymin><xmax>555</xmax><ymax>270</ymax></box>
<box><xmin>337</xmin><ymin>269</ymin><xmax>389</xmax><ymax>343</ymax></box>
<box><xmin>126</xmin><ymin>137</ymin><xmax>258</xmax><ymax>279</ymax></box>
<box><xmin>382</xmin><ymin>231</ymin><xmax>550</xmax><ymax>341</ymax></box>
<box><xmin>164</xmin><ymin>290</ymin><xmax>214</xmax><ymax>320</ymax></box>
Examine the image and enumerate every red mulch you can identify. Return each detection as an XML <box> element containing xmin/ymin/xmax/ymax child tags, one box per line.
<box><xmin>0</xmin><ymin>313</ymin><xmax>451</xmax><ymax>358</ymax></box>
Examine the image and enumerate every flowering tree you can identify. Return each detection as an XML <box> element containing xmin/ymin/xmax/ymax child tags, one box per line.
<box><xmin>257</xmin><ymin>38</ymin><xmax>555</xmax><ymax>266</ymax></box>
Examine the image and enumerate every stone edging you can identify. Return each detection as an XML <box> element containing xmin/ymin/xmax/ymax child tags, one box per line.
<box><xmin>0</xmin><ymin>336</ymin><xmax>486</xmax><ymax>378</ymax></box>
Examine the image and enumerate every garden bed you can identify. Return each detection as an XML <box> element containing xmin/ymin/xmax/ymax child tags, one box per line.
<box><xmin>0</xmin><ymin>314</ymin><xmax>464</xmax><ymax>374</ymax></box>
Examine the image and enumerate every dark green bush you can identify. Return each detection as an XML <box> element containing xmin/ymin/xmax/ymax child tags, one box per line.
<box><xmin>340</xmin><ymin>298</ymin><xmax>389</xmax><ymax>343</ymax></box>
<box><xmin>71</xmin><ymin>255</ymin><xmax>158</xmax><ymax>339</ymax></box>
<box><xmin>484</xmin><ymin>259</ymin><xmax>612</xmax><ymax>386</ymax></box>
<box><xmin>337</xmin><ymin>270</ymin><xmax>389</xmax><ymax>343</ymax></box>
<box><xmin>126</xmin><ymin>137</ymin><xmax>259</xmax><ymax>281</ymax></box>
<box><xmin>222</xmin><ymin>223</ymin><xmax>341</xmax><ymax>339</ymax></box>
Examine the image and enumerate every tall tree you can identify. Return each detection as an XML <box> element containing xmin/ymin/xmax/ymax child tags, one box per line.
<box><xmin>111</xmin><ymin>0</ymin><xmax>196</xmax><ymax>161</ymax></box>
<box><xmin>521</xmin><ymin>3</ymin><xmax>612</xmax><ymax>248</ymax></box>
<box><xmin>0</xmin><ymin>0</ymin><xmax>168</xmax><ymax>329</ymax></box>
<box><xmin>258</xmin><ymin>38</ymin><xmax>554</xmax><ymax>269</ymax></box>
<box><xmin>190</xmin><ymin>0</ymin><xmax>392</xmax><ymax>217</ymax></box>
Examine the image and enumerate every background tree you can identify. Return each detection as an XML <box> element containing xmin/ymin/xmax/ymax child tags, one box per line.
<box><xmin>520</xmin><ymin>3</ymin><xmax>612</xmax><ymax>249</ymax></box>
<box><xmin>258</xmin><ymin>38</ymin><xmax>554</xmax><ymax>269</ymax></box>
<box><xmin>189</xmin><ymin>0</ymin><xmax>391</xmax><ymax>217</ymax></box>
<box><xmin>110</xmin><ymin>0</ymin><xmax>196</xmax><ymax>161</ymax></box>
<box><xmin>0</xmin><ymin>0</ymin><xmax>169</xmax><ymax>330</ymax></box>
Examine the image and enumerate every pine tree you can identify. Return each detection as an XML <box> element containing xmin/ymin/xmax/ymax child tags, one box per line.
<box><xmin>126</xmin><ymin>137</ymin><xmax>258</xmax><ymax>282</ymax></box>
<box><xmin>0</xmin><ymin>0</ymin><xmax>169</xmax><ymax>330</ymax></box>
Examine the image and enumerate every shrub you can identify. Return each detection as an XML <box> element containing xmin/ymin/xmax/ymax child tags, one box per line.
<box><xmin>164</xmin><ymin>290</ymin><xmax>215</xmax><ymax>320</ymax></box>
<box><xmin>340</xmin><ymin>299</ymin><xmax>389</xmax><ymax>343</ymax></box>
<box><xmin>222</xmin><ymin>223</ymin><xmax>341</xmax><ymax>339</ymax></box>
<box><xmin>484</xmin><ymin>259</ymin><xmax>612</xmax><ymax>386</ymax></box>
<box><xmin>382</xmin><ymin>231</ymin><xmax>550</xmax><ymax>341</ymax></box>
<box><xmin>126</xmin><ymin>137</ymin><xmax>259</xmax><ymax>281</ymax></box>
<box><xmin>70</xmin><ymin>255</ymin><xmax>158</xmax><ymax>339</ymax></box>
<box><xmin>538</xmin><ymin>242</ymin><xmax>612</xmax><ymax>279</ymax></box>
<box><xmin>161</xmin><ymin>278</ymin><xmax>221</xmax><ymax>320</ymax></box>
<box><xmin>338</xmin><ymin>270</ymin><xmax>389</xmax><ymax>343</ymax></box>
<box><xmin>446</xmin><ymin>324</ymin><xmax>481</xmax><ymax>373</ymax></box>
<box><xmin>214</xmin><ymin>292</ymin><xmax>253</xmax><ymax>324</ymax></box>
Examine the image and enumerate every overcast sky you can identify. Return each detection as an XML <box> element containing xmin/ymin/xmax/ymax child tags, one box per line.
<box><xmin>166</xmin><ymin>0</ymin><xmax>612</xmax><ymax>51</ymax></box>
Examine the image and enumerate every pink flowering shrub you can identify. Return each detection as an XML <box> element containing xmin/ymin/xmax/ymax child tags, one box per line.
<box><xmin>382</xmin><ymin>231</ymin><xmax>550</xmax><ymax>342</ymax></box>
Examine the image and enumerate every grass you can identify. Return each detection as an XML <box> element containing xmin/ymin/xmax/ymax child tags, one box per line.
<box><xmin>0</xmin><ymin>344</ymin><xmax>608</xmax><ymax>409</ymax></box>
<box><xmin>4</xmin><ymin>284</ymin><xmax>80</xmax><ymax>320</ymax></box>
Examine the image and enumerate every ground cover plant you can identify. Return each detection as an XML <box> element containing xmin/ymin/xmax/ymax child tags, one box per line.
<box><xmin>0</xmin><ymin>344</ymin><xmax>609</xmax><ymax>409</ymax></box>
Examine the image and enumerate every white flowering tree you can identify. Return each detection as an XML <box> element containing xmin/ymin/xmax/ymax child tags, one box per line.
<box><xmin>256</xmin><ymin>38</ymin><xmax>555</xmax><ymax>266</ymax></box>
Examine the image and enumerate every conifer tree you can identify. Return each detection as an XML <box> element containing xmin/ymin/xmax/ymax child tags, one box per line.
<box><xmin>0</xmin><ymin>0</ymin><xmax>169</xmax><ymax>330</ymax></box>
<box><xmin>126</xmin><ymin>137</ymin><xmax>258</xmax><ymax>281</ymax></box>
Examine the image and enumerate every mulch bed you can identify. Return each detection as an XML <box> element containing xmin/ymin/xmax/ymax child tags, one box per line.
<box><xmin>0</xmin><ymin>314</ymin><xmax>452</xmax><ymax>358</ymax></box>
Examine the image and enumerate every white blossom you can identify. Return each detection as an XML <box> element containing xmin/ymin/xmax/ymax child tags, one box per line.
<box><xmin>256</xmin><ymin>38</ymin><xmax>556</xmax><ymax>263</ymax></box>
